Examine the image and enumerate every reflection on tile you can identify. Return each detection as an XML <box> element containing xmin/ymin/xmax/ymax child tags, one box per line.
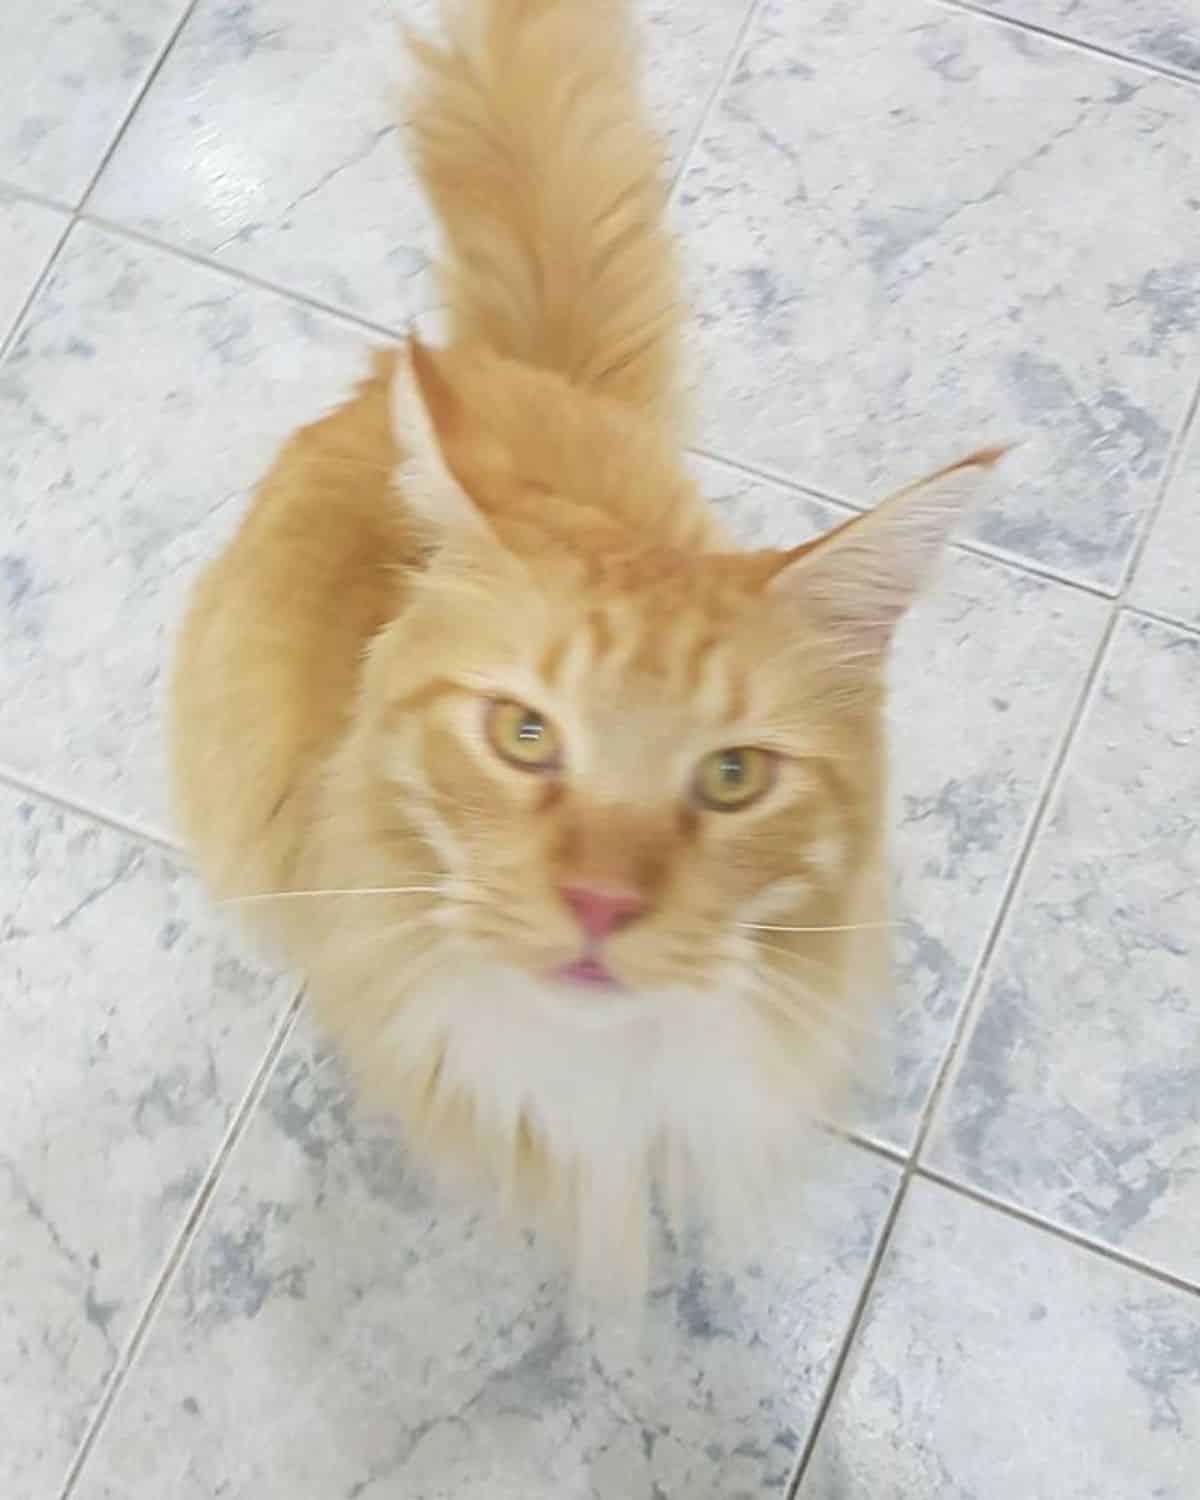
<box><xmin>0</xmin><ymin>785</ymin><xmax>290</xmax><ymax>1500</ymax></box>
<box><xmin>799</xmin><ymin>1178</ymin><xmax>1200</xmax><ymax>1500</ymax></box>
<box><xmin>976</xmin><ymin>1</ymin><xmax>1200</xmax><ymax>79</ymax></box>
<box><xmin>0</xmin><ymin>221</ymin><xmax>370</xmax><ymax>835</ymax></box>
<box><xmin>0</xmin><ymin>192</ymin><xmax>65</xmax><ymax>342</ymax></box>
<box><xmin>74</xmin><ymin>1031</ymin><xmax>895</xmax><ymax>1500</ymax></box>
<box><xmin>0</xmin><ymin>0</ymin><xmax>185</xmax><ymax>201</ymax></box>
<box><xmin>929</xmin><ymin>613</ymin><xmax>1200</xmax><ymax>1283</ymax></box>
<box><xmin>91</xmin><ymin>0</ymin><xmax>751</xmax><ymax>326</ymax></box>
<box><xmin>1131</xmin><ymin>418</ymin><xmax>1200</xmax><ymax>629</ymax></box>
<box><xmin>676</xmin><ymin>0</ymin><xmax>1200</xmax><ymax>587</ymax></box>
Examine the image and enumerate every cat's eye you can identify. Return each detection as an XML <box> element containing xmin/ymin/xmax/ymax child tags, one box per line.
<box><xmin>693</xmin><ymin>747</ymin><xmax>776</xmax><ymax>811</ymax></box>
<box><xmin>486</xmin><ymin>700</ymin><xmax>562</xmax><ymax>771</ymax></box>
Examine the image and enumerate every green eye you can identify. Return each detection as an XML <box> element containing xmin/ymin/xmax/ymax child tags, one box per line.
<box><xmin>693</xmin><ymin>747</ymin><xmax>775</xmax><ymax>811</ymax></box>
<box><xmin>486</xmin><ymin>700</ymin><xmax>562</xmax><ymax>770</ymax></box>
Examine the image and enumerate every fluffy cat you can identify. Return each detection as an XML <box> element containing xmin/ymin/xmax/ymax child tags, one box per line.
<box><xmin>170</xmin><ymin>0</ymin><xmax>1002</xmax><ymax>1277</ymax></box>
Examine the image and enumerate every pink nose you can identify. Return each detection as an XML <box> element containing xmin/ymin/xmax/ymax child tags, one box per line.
<box><xmin>561</xmin><ymin>883</ymin><xmax>647</xmax><ymax>942</ymax></box>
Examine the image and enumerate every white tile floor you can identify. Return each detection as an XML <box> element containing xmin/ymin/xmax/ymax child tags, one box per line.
<box><xmin>1</xmin><ymin>1</ymin><xmax>1198</xmax><ymax>1496</ymax></box>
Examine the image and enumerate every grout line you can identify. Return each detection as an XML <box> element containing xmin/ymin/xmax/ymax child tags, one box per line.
<box><xmin>1124</xmin><ymin>601</ymin><xmax>1200</xmax><ymax>642</ymax></box>
<box><xmin>0</xmin><ymin>215</ymin><xmax>74</xmax><ymax>362</ymax></box>
<box><xmin>688</xmin><ymin>444</ymin><xmax>859</xmax><ymax>517</ymax></box>
<box><xmin>689</xmin><ymin>444</ymin><xmax>1117</xmax><ymax>603</ymax></box>
<box><xmin>907</xmin><ymin>612</ymin><xmax>1122</xmax><ymax>1160</ymax></box>
<box><xmin>665</xmin><ymin>0</ymin><xmax>761</xmax><ymax>204</ymax></box>
<box><xmin>790</xmin><ymin>1134</ymin><xmax>1198</xmax><ymax>1500</ymax></box>
<box><xmin>822</xmin><ymin>1122</ymin><xmax>908</xmax><ymax>1170</ymax></box>
<box><xmin>1116</xmin><ymin>374</ymin><xmax>1200</xmax><ymax>594</ymax></box>
<box><xmin>782</xmin><ymin>611</ymin><xmax>1113</xmax><ymax>1495</ymax></box>
<box><xmin>7</xmin><ymin>25</ymin><xmax>1171</xmax><ymax>626</ymax></box>
<box><xmin>78</xmin><ymin>211</ymin><xmax>411</xmax><ymax>344</ymax></box>
<box><xmin>57</xmin><ymin>987</ymin><xmax>306</xmax><ymax>1499</ymax></box>
<box><xmin>787</xmin><ymin>335</ymin><xmax>1200</xmax><ymax>1498</ymax></box>
<box><xmin>0</xmin><ymin>0</ymin><xmax>203</xmax><ymax>363</ymax></box>
<box><xmin>785</xmin><ymin>1169</ymin><xmax>909</xmax><ymax>1497</ymax></box>
<box><xmin>0</xmin><ymin>177</ymin><xmax>74</xmax><ymax>216</ymax></box>
<box><xmin>915</xmin><ymin>1166</ymin><xmax>1200</xmax><ymax>1300</ymax></box>
<box><xmin>76</xmin><ymin>0</ymin><xmax>205</xmax><ymax>217</ymax></box>
<box><xmin>0</xmin><ymin>765</ymin><xmax>183</xmax><ymax>855</ymax></box>
<box><xmin>912</xmin><ymin>352</ymin><xmax>1200</xmax><ymax>1185</ymax></box>
<box><xmin>932</xmin><ymin>0</ymin><xmax>1200</xmax><ymax>91</ymax></box>
<box><xmin>916</xmin><ymin>349</ymin><xmax>1200</xmax><ymax>1137</ymax></box>
<box><xmin>9</xmin><ymin>0</ymin><xmax>758</xmax><ymax>365</ymax></box>
<box><xmin>5</xmin><ymin>3</ymin><xmax>1195</xmax><ymax>1484</ymax></box>
<box><xmin>948</xmin><ymin>533</ymin><xmax>1115</xmax><ymax>599</ymax></box>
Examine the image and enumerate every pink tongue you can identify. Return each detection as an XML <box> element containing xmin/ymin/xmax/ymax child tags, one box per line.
<box><xmin>558</xmin><ymin>956</ymin><xmax>619</xmax><ymax>988</ymax></box>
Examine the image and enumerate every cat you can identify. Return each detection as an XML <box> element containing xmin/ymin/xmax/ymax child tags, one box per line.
<box><xmin>169</xmin><ymin>0</ymin><xmax>1003</xmax><ymax>1280</ymax></box>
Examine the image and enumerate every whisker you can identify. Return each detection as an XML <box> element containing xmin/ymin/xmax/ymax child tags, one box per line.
<box><xmin>754</xmin><ymin>979</ymin><xmax>883</xmax><ymax>1054</ymax></box>
<box><xmin>752</xmin><ymin>985</ymin><xmax>862</xmax><ymax>1062</ymax></box>
<box><xmin>748</xmin><ymin>946</ymin><xmax>888</xmax><ymax>1042</ymax></box>
<box><xmin>222</xmin><ymin>884</ymin><xmax>445</xmax><ymax>907</ymax></box>
<box><xmin>313</xmin><ymin>946</ymin><xmax>452</xmax><ymax>1072</ymax></box>
<box><xmin>746</xmin><ymin>935</ymin><xmax>839</xmax><ymax>974</ymax></box>
<box><xmin>781</xmin><ymin>992</ymin><xmax>885</xmax><ymax>1046</ymax></box>
<box><xmin>736</xmin><ymin>919</ymin><xmax>899</xmax><ymax>935</ymax></box>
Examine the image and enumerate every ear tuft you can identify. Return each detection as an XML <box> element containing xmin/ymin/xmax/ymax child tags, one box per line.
<box><xmin>769</xmin><ymin>444</ymin><xmax>1010</xmax><ymax>657</ymax></box>
<box><xmin>389</xmin><ymin>335</ymin><xmax>493</xmax><ymax>539</ymax></box>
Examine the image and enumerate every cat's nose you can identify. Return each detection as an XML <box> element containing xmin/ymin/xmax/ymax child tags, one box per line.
<box><xmin>560</xmin><ymin>882</ymin><xmax>647</xmax><ymax>942</ymax></box>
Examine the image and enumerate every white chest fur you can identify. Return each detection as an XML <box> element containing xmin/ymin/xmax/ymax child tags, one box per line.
<box><xmin>379</xmin><ymin>963</ymin><xmax>816</xmax><ymax>1268</ymax></box>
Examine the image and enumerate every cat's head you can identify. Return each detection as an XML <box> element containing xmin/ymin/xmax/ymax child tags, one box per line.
<box><xmin>347</xmin><ymin>339</ymin><xmax>1002</xmax><ymax>1020</ymax></box>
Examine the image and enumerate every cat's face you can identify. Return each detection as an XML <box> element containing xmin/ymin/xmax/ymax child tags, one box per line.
<box><xmin>363</xmin><ymin>542</ymin><xmax>881</xmax><ymax>1007</ymax></box>
<box><xmin>344</xmin><ymin>339</ymin><xmax>1000</xmax><ymax>1019</ymax></box>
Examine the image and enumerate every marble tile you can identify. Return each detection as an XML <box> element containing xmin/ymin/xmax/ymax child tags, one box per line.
<box><xmin>1130</xmin><ymin>416</ymin><xmax>1200</xmax><ymax>629</ymax></box>
<box><xmin>864</xmin><ymin>548</ymin><xmax>1107</xmax><ymax>1145</ymax></box>
<box><xmin>798</xmin><ymin>1177</ymin><xmax>1200</xmax><ymax>1500</ymax></box>
<box><xmin>0</xmin><ymin>221</ymin><xmax>371</xmax><ymax>836</ymax></box>
<box><xmin>0</xmin><ymin>191</ymin><xmax>64</xmax><ymax>344</ymax></box>
<box><xmin>0</xmin><ymin>785</ymin><xmax>291</xmax><ymax>1500</ymax></box>
<box><xmin>686</xmin><ymin>460</ymin><xmax>1109</xmax><ymax>1147</ymax></box>
<box><xmin>73</xmin><ymin>1029</ymin><xmax>896</xmax><ymax>1500</ymax></box>
<box><xmin>676</xmin><ymin>0</ymin><xmax>1200</xmax><ymax>588</ymax></box>
<box><xmin>928</xmin><ymin>613</ymin><xmax>1200</xmax><ymax>1283</ymax></box>
<box><xmin>89</xmin><ymin>0</ymin><xmax>751</xmax><ymax>328</ymax></box>
<box><xmin>690</xmin><ymin>450</ymin><xmax>850</xmax><ymax>545</ymax></box>
<box><xmin>0</xmin><ymin>0</ymin><xmax>186</xmax><ymax>202</ymax></box>
<box><xmin>975</xmin><ymin>1</ymin><xmax>1200</xmax><ymax>79</ymax></box>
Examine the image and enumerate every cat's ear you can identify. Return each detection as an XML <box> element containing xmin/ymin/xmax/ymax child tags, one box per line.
<box><xmin>768</xmin><ymin>446</ymin><xmax>1007</xmax><ymax>656</ymax></box>
<box><xmin>388</xmin><ymin>335</ymin><xmax>496</xmax><ymax>541</ymax></box>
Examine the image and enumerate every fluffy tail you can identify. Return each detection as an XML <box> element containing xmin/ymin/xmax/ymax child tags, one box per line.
<box><xmin>405</xmin><ymin>0</ymin><xmax>684</xmax><ymax>426</ymax></box>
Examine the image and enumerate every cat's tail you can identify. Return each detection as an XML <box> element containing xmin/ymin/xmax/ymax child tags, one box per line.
<box><xmin>405</xmin><ymin>0</ymin><xmax>684</xmax><ymax>426</ymax></box>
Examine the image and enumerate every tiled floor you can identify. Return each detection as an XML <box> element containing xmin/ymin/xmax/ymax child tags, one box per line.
<box><xmin>2</xmin><ymin>0</ymin><xmax>1198</xmax><ymax>1495</ymax></box>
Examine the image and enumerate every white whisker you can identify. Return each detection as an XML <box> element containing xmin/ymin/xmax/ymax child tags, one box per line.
<box><xmin>754</xmin><ymin>978</ymin><xmax>882</xmax><ymax>1055</ymax></box>
<box><xmin>222</xmin><ymin>884</ymin><xmax>445</xmax><ymax>907</ymax></box>
<box><xmin>737</xmin><ymin>919</ymin><xmax>898</xmax><ymax>934</ymax></box>
<box><xmin>752</xmin><ymin>984</ymin><xmax>861</xmax><ymax>1063</ymax></box>
<box><xmin>746</xmin><ymin>935</ymin><xmax>839</xmax><ymax>975</ymax></box>
<box><xmin>748</xmin><ymin>943</ymin><xmax>888</xmax><ymax>1043</ymax></box>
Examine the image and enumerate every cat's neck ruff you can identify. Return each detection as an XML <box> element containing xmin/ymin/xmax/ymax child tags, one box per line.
<box><xmin>378</xmin><ymin>962</ymin><xmax>813</xmax><ymax>1253</ymax></box>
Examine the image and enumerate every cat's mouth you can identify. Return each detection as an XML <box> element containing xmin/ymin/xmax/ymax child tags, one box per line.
<box><xmin>552</xmin><ymin>954</ymin><xmax>624</xmax><ymax>991</ymax></box>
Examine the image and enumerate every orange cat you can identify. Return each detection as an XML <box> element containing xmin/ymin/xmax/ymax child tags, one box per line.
<box><xmin>170</xmin><ymin>0</ymin><xmax>1002</xmax><ymax>1276</ymax></box>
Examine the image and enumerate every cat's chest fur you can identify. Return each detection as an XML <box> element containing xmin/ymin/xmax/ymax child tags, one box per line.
<box><xmin>376</xmin><ymin>964</ymin><xmax>805</xmax><ymax>1256</ymax></box>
